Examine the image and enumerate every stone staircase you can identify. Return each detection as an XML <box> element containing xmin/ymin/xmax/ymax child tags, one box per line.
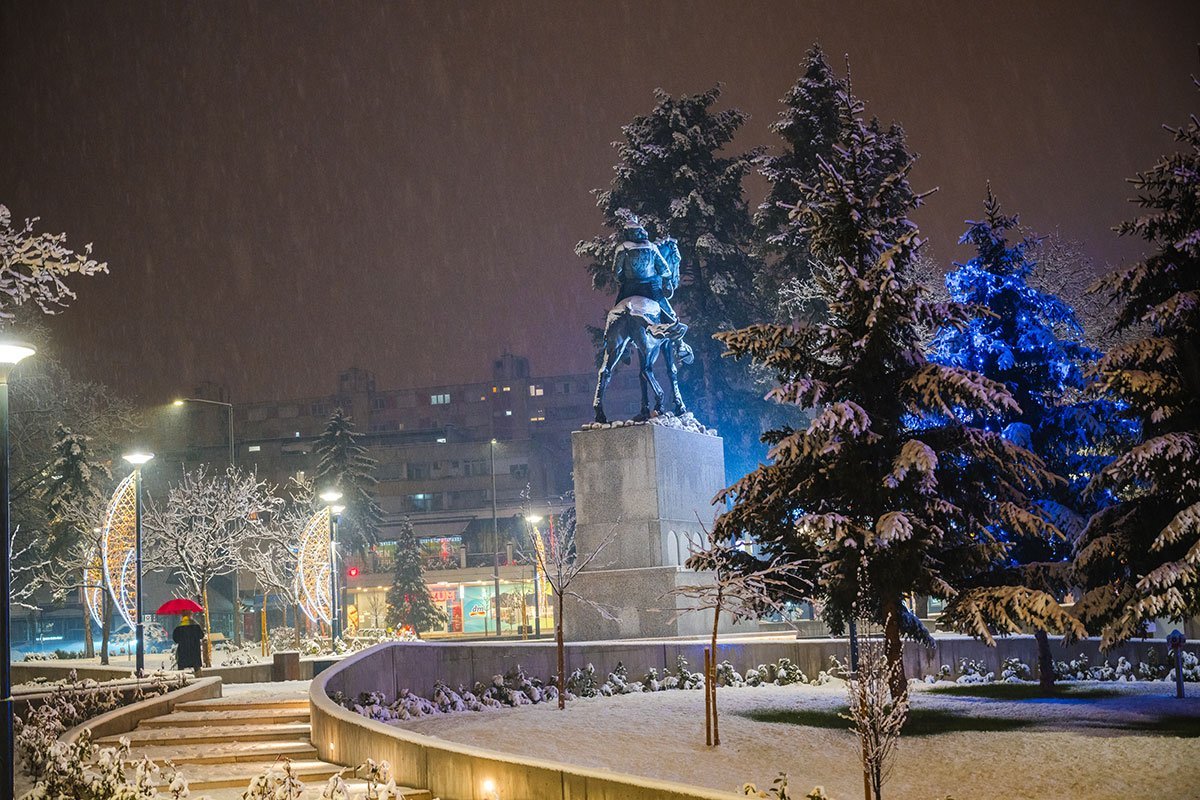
<box><xmin>98</xmin><ymin>696</ymin><xmax>431</xmax><ymax>798</ymax></box>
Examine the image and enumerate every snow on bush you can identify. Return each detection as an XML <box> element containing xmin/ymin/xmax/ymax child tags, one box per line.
<box><xmin>773</xmin><ymin>657</ymin><xmax>807</xmax><ymax>686</ymax></box>
<box><xmin>742</xmin><ymin>773</ymin><xmax>830</xmax><ymax>799</ymax></box>
<box><xmin>1000</xmin><ymin>657</ymin><xmax>1031</xmax><ymax>683</ymax></box>
<box><xmin>955</xmin><ymin>658</ymin><xmax>995</xmax><ymax>684</ymax></box>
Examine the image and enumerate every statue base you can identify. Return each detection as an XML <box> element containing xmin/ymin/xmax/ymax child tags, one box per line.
<box><xmin>564</xmin><ymin>421</ymin><xmax>747</xmax><ymax>641</ymax></box>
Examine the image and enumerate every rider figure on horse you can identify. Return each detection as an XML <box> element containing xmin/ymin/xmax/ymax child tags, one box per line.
<box><xmin>613</xmin><ymin>216</ymin><xmax>693</xmax><ymax>364</ymax></box>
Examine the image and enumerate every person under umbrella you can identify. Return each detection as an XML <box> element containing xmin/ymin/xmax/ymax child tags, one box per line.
<box><xmin>158</xmin><ymin>598</ymin><xmax>206</xmax><ymax>675</ymax></box>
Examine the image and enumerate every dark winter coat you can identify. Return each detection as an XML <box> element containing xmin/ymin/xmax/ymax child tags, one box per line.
<box><xmin>173</xmin><ymin>622</ymin><xmax>204</xmax><ymax>670</ymax></box>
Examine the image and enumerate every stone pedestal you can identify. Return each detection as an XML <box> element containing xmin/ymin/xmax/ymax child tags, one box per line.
<box><xmin>564</xmin><ymin>422</ymin><xmax>740</xmax><ymax>641</ymax></box>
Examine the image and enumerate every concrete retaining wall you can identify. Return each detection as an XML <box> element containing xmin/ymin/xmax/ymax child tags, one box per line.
<box><xmin>314</xmin><ymin>636</ymin><xmax>1198</xmax><ymax>800</ymax></box>
<box><xmin>13</xmin><ymin>656</ymin><xmax>326</xmax><ymax>687</ymax></box>
<box><xmin>311</xmin><ymin>647</ymin><xmax>741</xmax><ymax>800</ymax></box>
<box><xmin>320</xmin><ymin>634</ymin><xmax>1190</xmax><ymax>702</ymax></box>
<box><xmin>61</xmin><ymin>676</ymin><xmax>223</xmax><ymax>743</ymax></box>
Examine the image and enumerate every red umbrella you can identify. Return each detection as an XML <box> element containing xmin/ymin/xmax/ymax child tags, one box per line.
<box><xmin>156</xmin><ymin>597</ymin><xmax>204</xmax><ymax>615</ymax></box>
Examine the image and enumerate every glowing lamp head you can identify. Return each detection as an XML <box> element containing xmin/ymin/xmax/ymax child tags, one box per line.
<box><xmin>172</xmin><ymin>399</ymin><xmax>186</xmax><ymax>406</ymax></box>
<box><xmin>331</xmin><ymin>504</ymin><xmax>345</xmax><ymax>515</ymax></box>
<box><xmin>123</xmin><ymin>451</ymin><xmax>154</xmax><ymax>466</ymax></box>
<box><xmin>319</xmin><ymin>489</ymin><xmax>343</xmax><ymax>504</ymax></box>
<box><xmin>0</xmin><ymin>340</ymin><xmax>36</xmax><ymax>366</ymax></box>
<box><xmin>481</xmin><ymin>778</ymin><xmax>497</xmax><ymax>796</ymax></box>
<box><xmin>525</xmin><ymin>514</ymin><xmax>543</xmax><ymax>524</ymax></box>
<box><xmin>347</xmin><ymin>567</ymin><xmax>359</xmax><ymax>578</ymax></box>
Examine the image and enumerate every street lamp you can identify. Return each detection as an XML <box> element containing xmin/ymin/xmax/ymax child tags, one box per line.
<box><xmin>525</xmin><ymin>514</ymin><xmax>543</xmax><ymax>637</ymax></box>
<box><xmin>122</xmin><ymin>451</ymin><xmax>153</xmax><ymax>677</ymax></box>
<box><xmin>320</xmin><ymin>490</ymin><xmax>344</xmax><ymax>641</ymax></box>
<box><xmin>0</xmin><ymin>338</ymin><xmax>34</xmax><ymax>798</ymax></box>
<box><xmin>489</xmin><ymin>439</ymin><xmax>501</xmax><ymax>637</ymax></box>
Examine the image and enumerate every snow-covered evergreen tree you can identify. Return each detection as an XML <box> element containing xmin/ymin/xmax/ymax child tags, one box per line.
<box><xmin>384</xmin><ymin>518</ymin><xmax>444</xmax><ymax>636</ymax></box>
<box><xmin>928</xmin><ymin>189</ymin><xmax>1134</xmax><ymax>684</ymax></box>
<box><xmin>756</xmin><ymin>45</ymin><xmax>909</xmax><ymax>323</ymax></box>
<box><xmin>713</xmin><ymin>71</ymin><xmax>1079</xmax><ymax>699</ymax></box>
<box><xmin>576</xmin><ymin>86</ymin><xmax>767</xmax><ymax>478</ymax></box>
<box><xmin>314</xmin><ymin>408</ymin><xmax>383</xmax><ymax>556</ymax></box>
<box><xmin>1074</xmin><ymin>94</ymin><xmax>1200</xmax><ymax>646</ymax></box>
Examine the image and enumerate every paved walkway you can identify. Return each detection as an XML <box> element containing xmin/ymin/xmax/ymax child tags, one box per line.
<box><xmin>98</xmin><ymin>692</ymin><xmax>431</xmax><ymax>799</ymax></box>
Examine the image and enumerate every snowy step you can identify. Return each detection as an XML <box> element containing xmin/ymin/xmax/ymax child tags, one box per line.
<box><xmin>129</xmin><ymin>739</ymin><xmax>318</xmax><ymax>765</ymax></box>
<box><xmin>176</xmin><ymin>698</ymin><xmax>309</xmax><ymax>712</ymax></box>
<box><xmin>99</xmin><ymin>721</ymin><xmax>311</xmax><ymax>746</ymax></box>
<box><xmin>158</xmin><ymin>759</ymin><xmax>344</xmax><ymax>790</ymax></box>
<box><xmin>138</xmin><ymin>708</ymin><xmax>310</xmax><ymax>727</ymax></box>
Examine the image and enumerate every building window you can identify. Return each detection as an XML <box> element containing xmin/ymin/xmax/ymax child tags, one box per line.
<box><xmin>463</xmin><ymin>459</ymin><xmax>488</xmax><ymax>477</ymax></box>
<box><xmin>372</xmin><ymin>397</ymin><xmax>388</xmax><ymax>411</ymax></box>
<box><xmin>430</xmin><ymin>393</ymin><xmax>450</xmax><ymax>405</ymax></box>
<box><xmin>247</xmin><ymin>406</ymin><xmax>269</xmax><ymax>422</ymax></box>
<box><xmin>502</xmin><ymin>385</ymin><xmax>511</xmax><ymax>392</ymax></box>
<box><xmin>509</xmin><ymin>463</ymin><xmax>529</xmax><ymax>480</ymax></box>
<box><xmin>247</xmin><ymin>444</ymin><xmax>261</xmax><ymax>453</ymax></box>
<box><xmin>407</xmin><ymin>492</ymin><xmax>434</xmax><ymax>512</ymax></box>
<box><xmin>528</xmin><ymin>385</ymin><xmax>543</xmax><ymax>397</ymax></box>
<box><xmin>504</xmin><ymin>409</ymin><xmax>512</xmax><ymax>416</ymax></box>
<box><xmin>279</xmin><ymin>404</ymin><xmax>299</xmax><ymax>418</ymax></box>
<box><xmin>407</xmin><ymin>462</ymin><xmax>432</xmax><ymax>480</ymax></box>
<box><xmin>530</xmin><ymin>410</ymin><xmax>545</xmax><ymax>422</ymax></box>
<box><xmin>310</xmin><ymin>402</ymin><xmax>329</xmax><ymax>417</ymax></box>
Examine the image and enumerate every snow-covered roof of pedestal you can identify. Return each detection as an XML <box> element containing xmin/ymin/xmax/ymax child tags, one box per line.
<box><xmin>579</xmin><ymin>412</ymin><xmax>717</xmax><ymax>437</ymax></box>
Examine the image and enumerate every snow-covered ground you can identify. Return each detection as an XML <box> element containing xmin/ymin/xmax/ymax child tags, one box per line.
<box><xmin>398</xmin><ymin>681</ymin><xmax>1200</xmax><ymax>800</ymax></box>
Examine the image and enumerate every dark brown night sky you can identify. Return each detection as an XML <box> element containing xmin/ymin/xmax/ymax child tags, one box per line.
<box><xmin>1</xmin><ymin>1</ymin><xmax>1197</xmax><ymax>404</ymax></box>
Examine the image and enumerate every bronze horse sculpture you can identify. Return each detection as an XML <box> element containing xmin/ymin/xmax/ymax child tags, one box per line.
<box><xmin>592</xmin><ymin>237</ymin><xmax>692</xmax><ymax>424</ymax></box>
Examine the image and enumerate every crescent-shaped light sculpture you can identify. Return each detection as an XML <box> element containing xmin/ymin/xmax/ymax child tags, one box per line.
<box><xmin>296</xmin><ymin>506</ymin><xmax>332</xmax><ymax>625</ymax></box>
<box><xmin>100</xmin><ymin>472</ymin><xmax>138</xmax><ymax>630</ymax></box>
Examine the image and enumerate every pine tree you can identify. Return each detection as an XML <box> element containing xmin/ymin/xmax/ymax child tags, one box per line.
<box><xmin>929</xmin><ymin>189</ymin><xmax>1135</xmax><ymax>685</ymax></box>
<box><xmin>756</xmin><ymin>45</ymin><xmax>912</xmax><ymax>322</ymax></box>
<box><xmin>384</xmin><ymin>518</ymin><xmax>444</xmax><ymax>635</ymax></box>
<box><xmin>576</xmin><ymin>86</ymin><xmax>767</xmax><ymax>479</ymax></box>
<box><xmin>1073</xmin><ymin>94</ymin><xmax>1200</xmax><ymax>646</ymax></box>
<box><xmin>314</xmin><ymin>408</ymin><xmax>384</xmax><ymax>556</ymax></box>
<box><xmin>712</xmin><ymin>70</ymin><xmax>1079</xmax><ymax>699</ymax></box>
<box><xmin>42</xmin><ymin>424</ymin><xmax>110</xmax><ymax>659</ymax></box>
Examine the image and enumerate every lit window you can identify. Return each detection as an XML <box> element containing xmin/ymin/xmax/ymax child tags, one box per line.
<box><xmin>505</xmin><ymin>410</ymin><xmax>512</xmax><ymax>416</ymax></box>
<box><xmin>436</xmin><ymin>437</ymin><xmax>447</xmax><ymax>443</ymax></box>
<box><xmin>247</xmin><ymin>445</ymin><xmax>261</xmax><ymax>452</ymax></box>
<box><xmin>294</xmin><ymin>431</ymin><xmax>301</xmax><ymax>438</ymax></box>
<box><xmin>502</xmin><ymin>385</ymin><xmax>510</xmax><ymax>392</ymax></box>
<box><xmin>528</xmin><ymin>385</ymin><xmax>543</xmax><ymax>397</ymax></box>
<box><xmin>430</xmin><ymin>393</ymin><xmax>450</xmax><ymax>405</ymax></box>
<box><xmin>530</xmin><ymin>413</ymin><xmax>545</xmax><ymax>422</ymax></box>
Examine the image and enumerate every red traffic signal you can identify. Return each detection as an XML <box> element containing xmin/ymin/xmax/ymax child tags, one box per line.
<box><xmin>347</xmin><ymin>567</ymin><xmax>360</xmax><ymax>578</ymax></box>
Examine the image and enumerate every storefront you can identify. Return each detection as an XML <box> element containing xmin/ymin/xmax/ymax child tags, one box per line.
<box><xmin>348</xmin><ymin>571</ymin><xmax>554</xmax><ymax>639</ymax></box>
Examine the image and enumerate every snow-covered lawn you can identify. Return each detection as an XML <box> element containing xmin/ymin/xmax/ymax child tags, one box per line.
<box><xmin>398</xmin><ymin>681</ymin><xmax>1200</xmax><ymax>800</ymax></box>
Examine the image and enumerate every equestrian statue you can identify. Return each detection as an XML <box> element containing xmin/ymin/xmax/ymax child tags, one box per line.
<box><xmin>592</xmin><ymin>216</ymin><xmax>694</xmax><ymax>424</ymax></box>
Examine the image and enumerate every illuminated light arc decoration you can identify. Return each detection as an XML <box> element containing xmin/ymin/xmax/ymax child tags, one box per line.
<box><xmin>100</xmin><ymin>472</ymin><xmax>138</xmax><ymax>630</ymax></box>
<box><xmin>296</xmin><ymin>506</ymin><xmax>332</xmax><ymax>625</ymax></box>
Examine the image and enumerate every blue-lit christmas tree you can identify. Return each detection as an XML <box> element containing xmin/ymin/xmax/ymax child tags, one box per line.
<box><xmin>930</xmin><ymin>187</ymin><xmax>1135</xmax><ymax>685</ymax></box>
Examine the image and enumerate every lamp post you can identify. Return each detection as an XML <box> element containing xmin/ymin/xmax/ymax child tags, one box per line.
<box><xmin>173</xmin><ymin>398</ymin><xmax>240</xmax><ymax>644</ymax></box>
<box><xmin>489</xmin><ymin>439</ymin><xmax>501</xmax><ymax>637</ymax></box>
<box><xmin>319</xmin><ymin>490</ymin><xmax>344</xmax><ymax>642</ymax></box>
<box><xmin>122</xmin><ymin>451</ymin><xmax>153</xmax><ymax>677</ymax></box>
<box><xmin>525</xmin><ymin>514</ymin><xmax>543</xmax><ymax>637</ymax></box>
<box><xmin>0</xmin><ymin>339</ymin><xmax>34</xmax><ymax>798</ymax></box>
